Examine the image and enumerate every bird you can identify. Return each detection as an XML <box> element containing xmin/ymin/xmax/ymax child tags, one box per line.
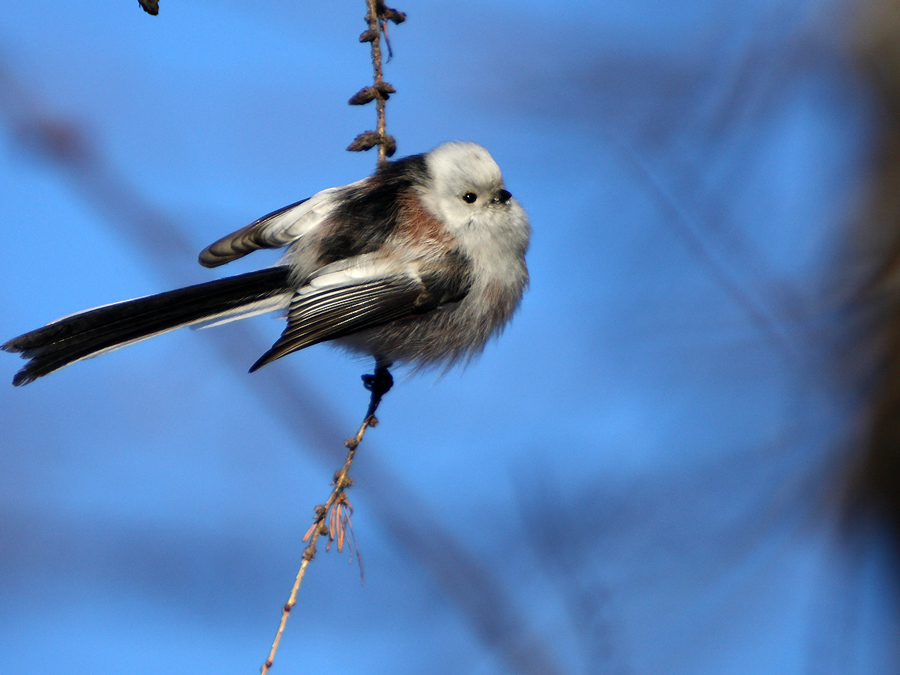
<box><xmin>3</xmin><ymin>142</ymin><xmax>531</xmax><ymax>387</ymax></box>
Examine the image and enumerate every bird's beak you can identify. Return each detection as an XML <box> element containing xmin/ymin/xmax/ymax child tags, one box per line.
<box><xmin>494</xmin><ymin>189</ymin><xmax>512</xmax><ymax>204</ymax></box>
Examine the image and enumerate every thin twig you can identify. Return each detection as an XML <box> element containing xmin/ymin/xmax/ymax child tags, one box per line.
<box><xmin>260</xmin><ymin>363</ymin><xmax>393</xmax><ymax>674</ymax></box>
<box><xmin>368</xmin><ymin>0</ymin><xmax>388</xmax><ymax>164</ymax></box>
<box><xmin>260</xmin><ymin>3</ymin><xmax>405</xmax><ymax>669</ymax></box>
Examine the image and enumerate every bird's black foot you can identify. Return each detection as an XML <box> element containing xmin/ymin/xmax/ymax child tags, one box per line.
<box><xmin>361</xmin><ymin>361</ymin><xmax>393</xmax><ymax>419</ymax></box>
<box><xmin>361</xmin><ymin>368</ymin><xmax>393</xmax><ymax>394</ymax></box>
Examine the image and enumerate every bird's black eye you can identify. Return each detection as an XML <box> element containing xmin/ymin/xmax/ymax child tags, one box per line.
<box><xmin>462</xmin><ymin>192</ymin><xmax>478</xmax><ymax>204</ymax></box>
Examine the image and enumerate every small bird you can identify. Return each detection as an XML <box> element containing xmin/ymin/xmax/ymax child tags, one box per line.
<box><xmin>3</xmin><ymin>142</ymin><xmax>530</xmax><ymax>386</ymax></box>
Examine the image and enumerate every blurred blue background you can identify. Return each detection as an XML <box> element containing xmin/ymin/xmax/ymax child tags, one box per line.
<box><xmin>2</xmin><ymin>1</ymin><xmax>899</xmax><ymax>673</ymax></box>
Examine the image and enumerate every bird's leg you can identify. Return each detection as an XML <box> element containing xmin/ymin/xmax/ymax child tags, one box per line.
<box><xmin>361</xmin><ymin>358</ymin><xmax>393</xmax><ymax>420</ymax></box>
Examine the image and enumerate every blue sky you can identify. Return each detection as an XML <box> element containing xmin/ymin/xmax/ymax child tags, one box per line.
<box><xmin>1</xmin><ymin>1</ymin><xmax>898</xmax><ymax>673</ymax></box>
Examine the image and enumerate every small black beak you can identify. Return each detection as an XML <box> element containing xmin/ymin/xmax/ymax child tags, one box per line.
<box><xmin>496</xmin><ymin>189</ymin><xmax>512</xmax><ymax>204</ymax></box>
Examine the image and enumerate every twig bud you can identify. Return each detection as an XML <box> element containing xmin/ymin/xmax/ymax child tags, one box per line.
<box><xmin>375</xmin><ymin>82</ymin><xmax>396</xmax><ymax>98</ymax></box>
<box><xmin>376</xmin><ymin>1</ymin><xmax>406</xmax><ymax>24</ymax></box>
<box><xmin>383</xmin><ymin>8</ymin><xmax>406</xmax><ymax>24</ymax></box>
<box><xmin>349</xmin><ymin>87</ymin><xmax>378</xmax><ymax>105</ymax></box>
<box><xmin>347</xmin><ymin>131</ymin><xmax>381</xmax><ymax>152</ymax></box>
<box><xmin>382</xmin><ymin>135</ymin><xmax>397</xmax><ymax>157</ymax></box>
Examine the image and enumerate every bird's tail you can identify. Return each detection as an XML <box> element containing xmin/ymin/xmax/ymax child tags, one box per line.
<box><xmin>3</xmin><ymin>266</ymin><xmax>293</xmax><ymax>386</ymax></box>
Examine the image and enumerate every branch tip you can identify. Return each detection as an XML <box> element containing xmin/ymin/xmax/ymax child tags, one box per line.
<box><xmin>138</xmin><ymin>0</ymin><xmax>159</xmax><ymax>15</ymax></box>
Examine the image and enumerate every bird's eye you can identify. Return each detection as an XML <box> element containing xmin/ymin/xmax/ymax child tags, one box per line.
<box><xmin>462</xmin><ymin>192</ymin><xmax>478</xmax><ymax>204</ymax></box>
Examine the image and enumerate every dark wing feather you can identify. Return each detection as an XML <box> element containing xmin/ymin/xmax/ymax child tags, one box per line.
<box><xmin>249</xmin><ymin>276</ymin><xmax>426</xmax><ymax>371</ymax></box>
<box><xmin>198</xmin><ymin>179</ymin><xmax>365</xmax><ymax>268</ymax></box>
<box><xmin>198</xmin><ymin>198</ymin><xmax>310</xmax><ymax>268</ymax></box>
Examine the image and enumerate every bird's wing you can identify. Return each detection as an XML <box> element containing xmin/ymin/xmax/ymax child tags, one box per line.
<box><xmin>250</xmin><ymin>253</ymin><xmax>472</xmax><ymax>371</ymax></box>
<box><xmin>198</xmin><ymin>181</ymin><xmax>364</xmax><ymax>268</ymax></box>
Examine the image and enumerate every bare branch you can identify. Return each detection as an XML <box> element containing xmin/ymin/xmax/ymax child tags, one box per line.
<box><xmin>261</xmin><ymin>363</ymin><xmax>392</xmax><ymax>673</ymax></box>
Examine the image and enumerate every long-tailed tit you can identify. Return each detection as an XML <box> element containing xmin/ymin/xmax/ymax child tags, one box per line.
<box><xmin>3</xmin><ymin>142</ymin><xmax>530</xmax><ymax>386</ymax></box>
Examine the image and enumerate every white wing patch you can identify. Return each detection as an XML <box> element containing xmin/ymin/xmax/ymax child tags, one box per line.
<box><xmin>299</xmin><ymin>255</ymin><xmax>422</xmax><ymax>295</ymax></box>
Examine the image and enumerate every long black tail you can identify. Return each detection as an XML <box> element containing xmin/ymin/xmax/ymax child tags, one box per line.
<box><xmin>3</xmin><ymin>266</ymin><xmax>292</xmax><ymax>386</ymax></box>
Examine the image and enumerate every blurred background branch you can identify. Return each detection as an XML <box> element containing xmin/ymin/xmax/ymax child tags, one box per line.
<box><xmin>845</xmin><ymin>0</ymin><xmax>900</xmax><ymax>535</ymax></box>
